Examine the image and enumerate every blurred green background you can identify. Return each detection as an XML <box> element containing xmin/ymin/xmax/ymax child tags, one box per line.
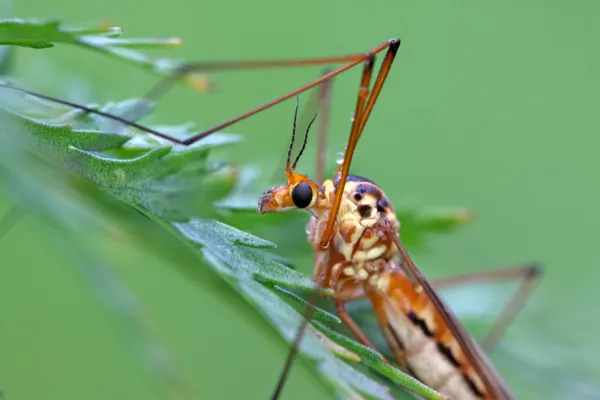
<box><xmin>1</xmin><ymin>0</ymin><xmax>600</xmax><ymax>399</ymax></box>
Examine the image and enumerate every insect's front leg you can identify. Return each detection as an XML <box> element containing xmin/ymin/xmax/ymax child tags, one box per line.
<box><xmin>331</xmin><ymin>276</ymin><xmax>390</xmax><ymax>363</ymax></box>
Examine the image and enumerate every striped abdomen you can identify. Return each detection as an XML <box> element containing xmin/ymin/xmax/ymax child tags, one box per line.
<box><xmin>367</xmin><ymin>269</ymin><xmax>490</xmax><ymax>400</ymax></box>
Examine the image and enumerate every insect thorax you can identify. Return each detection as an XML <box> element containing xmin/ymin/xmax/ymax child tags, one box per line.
<box><xmin>305</xmin><ymin>175</ymin><xmax>401</xmax><ymax>295</ymax></box>
<box><xmin>309</xmin><ymin>175</ymin><xmax>399</xmax><ymax>262</ymax></box>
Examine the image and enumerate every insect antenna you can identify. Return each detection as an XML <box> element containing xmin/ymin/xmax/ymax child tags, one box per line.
<box><xmin>291</xmin><ymin>112</ymin><xmax>317</xmax><ymax>171</ymax></box>
<box><xmin>286</xmin><ymin>96</ymin><xmax>301</xmax><ymax>172</ymax></box>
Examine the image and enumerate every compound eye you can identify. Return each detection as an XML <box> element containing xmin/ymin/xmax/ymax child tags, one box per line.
<box><xmin>291</xmin><ymin>181</ymin><xmax>313</xmax><ymax>209</ymax></box>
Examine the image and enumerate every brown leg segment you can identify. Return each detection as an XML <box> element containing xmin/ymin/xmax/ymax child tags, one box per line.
<box><xmin>271</xmin><ymin>42</ymin><xmax>401</xmax><ymax>400</ymax></box>
<box><xmin>319</xmin><ymin>39</ymin><xmax>401</xmax><ymax>249</ymax></box>
<box><xmin>431</xmin><ymin>263</ymin><xmax>542</xmax><ymax>353</ymax></box>
<box><xmin>0</xmin><ymin>40</ymin><xmax>399</xmax><ymax>147</ymax></box>
<box><xmin>334</xmin><ymin>298</ymin><xmax>390</xmax><ymax>363</ymax></box>
<box><xmin>315</xmin><ymin>69</ymin><xmax>334</xmax><ymax>186</ymax></box>
<box><xmin>149</xmin><ymin>40</ymin><xmax>400</xmax><ymax>145</ymax></box>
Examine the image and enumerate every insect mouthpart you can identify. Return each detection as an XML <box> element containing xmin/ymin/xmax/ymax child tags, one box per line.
<box><xmin>257</xmin><ymin>192</ymin><xmax>275</xmax><ymax>214</ymax></box>
<box><xmin>257</xmin><ymin>185</ymin><xmax>290</xmax><ymax>214</ymax></box>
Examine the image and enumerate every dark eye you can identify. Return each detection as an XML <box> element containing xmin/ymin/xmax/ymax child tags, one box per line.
<box><xmin>291</xmin><ymin>181</ymin><xmax>313</xmax><ymax>208</ymax></box>
<box><xmin>354</xmin><ymin>193</ymin><xmax>363</xmax><ymax>201</ymax></box>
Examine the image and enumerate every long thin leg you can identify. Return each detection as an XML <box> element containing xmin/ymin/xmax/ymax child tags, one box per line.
<box><xmin>319</xmin><ymin>39</ymin><xmax>400</xmax><ymax>249</ymax></box>
<box><xmin>179</xmin><ymin>43</ymin><xmax>397</xmax><ymax>146</ymax></box>
<box><xmin>0</xmin><ymin>40</ymin><xmax>398</xmax><ymax>148</ymax></box>
<box><xmin>272</xmin><ymin>43</ymin><xmax>400</xmax><ymax>399</ymax></box>
<box><xmin>270</xmin><ymin>247</ymin><xmax>330</xmax><ymax>400</ymax></box>
<box><xmin>275</xmin><ymin>263</ymin><xmax>536</xmax><ymax>399</ymax></box>
<box><xmin>334</xmin><ymin>298</ymin><xmax>390</xmax><ymax>363</ymax></box>
<box><xmin>269</xmin><ymin>51</ymin><xmax>397</xmax><ymax>399</ymax></box>
<box><xmin>276</xmin><ymin>263</ymin><xmax>538</xmax><ymax>400</ymax></box>
<box><xmin>142</xmin><ymin>40</ymin><xmax>400</xmax><ymax>144</ymax></box>
<box><xmin>431</xmin><ymin>263</ymin><xmax>542</xmax><ymax>353</ymax></box>
<box><xmin>144</xmin><ymin>53</ymin><xmax>369</xmax><ymax>101</ymax></box>
<box><xmin>327</xmin><ymin>264</ymin><xmax>541</xmax><ymax>357</ymax></box>
<box><xmin>315</xmin><ymin>69</ymin><xmax>334</xmax><ymax>185</ymax></box>
<box><xmin>317</xmin><ymin>56</ymin><xmax>375</xmax><ymax>249</ymax></box>
<box><xmin>270</xmin><ymin>290</ymin><xmax>322</xmax><ymax>400</ymax></box>
<box><xmin>0</xmin><ymin>83</ymin><xmax>175</xmax><ymax>141</ymax></box>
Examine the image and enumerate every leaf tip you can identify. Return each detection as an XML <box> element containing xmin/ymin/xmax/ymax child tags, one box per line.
<box><xmin>108</xmin><ymin>26</ymin><xmax>123</xmax><ymax>34</ymax></box>
<box><xmin>315</xmin><ymin>330</ymin><xmax>361</xmax><ymax>362</ymax></box>
<box><xmin>218</xmin><ymin>166</ymin><xmax>240</xmax><ymax>186</ymax></box>
<box><xmin>457</xmin><ymin>208</ymin><xmax>475</xmax><ymax>223</ymax></box>
<box><xmin>184</xmin><ymin>73</ymin><xmax>214</xmax><ymax>93</ymax></box>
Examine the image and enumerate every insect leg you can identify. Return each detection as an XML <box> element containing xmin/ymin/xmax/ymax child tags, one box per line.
<box><xmin>319</xmin><ymin>39</ymin><xmax>400</xmax><ymax>249</ymax></box>
<box><xmin>1</xmin><ymin>40</ymin><xmax>398</xmax><ymax>148</ymax></box>
<box><xmin>334</xmin><ymin>297</ymin><xmax>390</xmax><ymax>362</ymax></box>
<box><xmin>431</xmin><ymin>263</ymin><xmax>542</xmax><ymax>353</ymax></box>
<box><xmin>180</xmin><ymin>41</ymin><xmax>399</xmax><ymax>146</ymax></box>
<box><xmin>314</xmin><ymin>68</ymin><xmax>334</xmax><ymax>185</ymax></box>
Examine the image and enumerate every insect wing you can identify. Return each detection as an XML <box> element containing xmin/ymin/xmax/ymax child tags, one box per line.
<box><xmin>382</xmin><ymin>217</ymin><xmax>515</xmax><ymax>400</ymax></box>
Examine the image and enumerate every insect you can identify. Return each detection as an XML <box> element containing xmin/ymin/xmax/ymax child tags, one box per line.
<box><xmin>256</xmin><ymin>42</ymin><xmax>542</xmax><ymax>399</ymax></box>
<box><xmin>0</xmin><ymin>38</ymin><xmax>541</xmax><ymax>399</ymax></box>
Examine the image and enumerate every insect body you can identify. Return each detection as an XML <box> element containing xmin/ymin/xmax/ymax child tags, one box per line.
<box><xmin>260</xmin><ymin>169</ymin><xmax>509</xmax><ymax>399</ymax></box>
<box><xmin>1</xmin><ymin>35</ymin><xmax>539</xmax><ymax>399</ymax></box>
<box><xmin>257</xmin><ymin>46</ymin><xmax>535</xmax><ymax>396</ymax></box>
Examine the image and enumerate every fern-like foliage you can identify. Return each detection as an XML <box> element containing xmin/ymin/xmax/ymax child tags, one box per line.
<box><xmin>0</xmin><ymin>19</ymin><xmax>476</xmax><ymax>400</ymax></box>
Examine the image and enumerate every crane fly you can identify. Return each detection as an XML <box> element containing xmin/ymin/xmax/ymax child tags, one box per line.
<box><xmin>256</xmin><ymin>43</ymin><xmax>541</xmax><ymax>399</ymax></box>
<box><xmin>0</xmin><ymin>38</ymin><xmax>541</xmax><ymax>400</ymax></box>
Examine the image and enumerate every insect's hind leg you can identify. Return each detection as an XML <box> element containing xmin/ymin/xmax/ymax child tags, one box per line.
<box><xmin>333</xmin><ymin>297</ymin><xmax>391</xmax><ymax>363</ymax></box>
<box><xmin>1</xmin><ymin>40</ymin><xmax>395</xmax><ymax>148</ymax></box>
<box><xmin>147</xmin><ymin>40</ymin><xmax>400</xmax><ymax>146</ymax></box>
<box><xmin>0</xmin><ymin>82</ymin><xmax>189</xmax><ymax>144</ymax></box>
<box><xmin>431</xmin><ymin>263</ymin><xmax>542</xmax><ymax>353</ymax></box>
<box><xmin>314</xmin><ymin>68</ymin><xmax>334</xmax><ymax>185</ymax></box>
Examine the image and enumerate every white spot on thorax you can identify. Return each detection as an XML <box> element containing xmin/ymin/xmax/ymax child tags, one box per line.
<box><xmin>353</xmin><ymin>245</ymin><xmax>387</xmax><ymax>262</ymax></box>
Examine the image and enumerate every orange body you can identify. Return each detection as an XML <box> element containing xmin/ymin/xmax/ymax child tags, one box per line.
<box><xmin>259</xmin><ymin>172</ymin><xmax>514</xmax><ymax>399</ymax></box>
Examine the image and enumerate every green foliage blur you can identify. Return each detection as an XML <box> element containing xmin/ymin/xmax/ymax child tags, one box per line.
<box><xmin>1</xmin><ymin>1</ymin><xmax>600</xmax><ymax>400</ymax></box>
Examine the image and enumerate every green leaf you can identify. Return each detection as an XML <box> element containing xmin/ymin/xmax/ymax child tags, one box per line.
<box><xmin>234</xmin><ymin>278</ymin><xmax>399</xmax><ymax>400</ymax></box>
<box><xmin>0</xmin><ymin>18</ymin><xmax>94</xmax><ymax>48</ymax></box>
<box><xmin>313</xmin><ymin>321</ymin><xmax>384</xmax><ymax>362</ymax></box>
<box><xmin>173</xmin><ymin>219</ymin><xmax>317</xmax><ymax>290</ymax></box>
<box><xmin>0</xmin><ymin>105</ymin><xmax>131</xmax><ymax>153</ymax></box>
<box><xmin>0</xmin><ymin>97</ymin><xmax>239</xmax><ymax>221</ymax></box>
<box><xmin>272</xmin><ymin>285</ymin><xmax>342</xmax><ymax>325</ymax></box>
<box><xmin>0</xmin><ymin>45</ymin><xmax>14</xmax><ymax>74</ymax></box>
<box><xmin>397</xmin><ymin>205</ymin><xmax>474</xmax><ymax>250</ymax></box>
<box><xmin>0</xmin><ymin>18</ymin><xmax>211</xmax><ymax>91</ymax></box>
<box><xmin>0</xmin><ymin>82</ymin><xmax>452</xmax><ymax>400</ymax></box>
<box><xmin>312</xmin><ymin>322</ymin><xmax>448</xmax><ymax>399</ymax></box>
